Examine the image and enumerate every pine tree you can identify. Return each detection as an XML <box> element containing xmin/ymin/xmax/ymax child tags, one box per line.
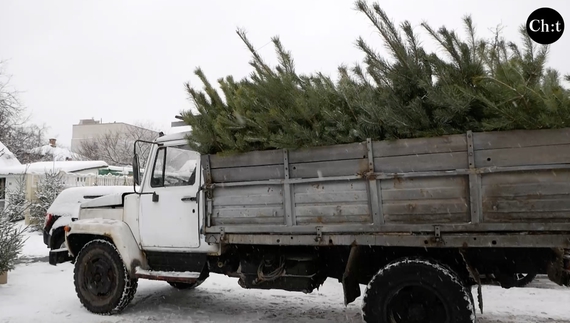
<box><xmin>182</xmin><ymin>30</ymin><xmax>362</xmax><ymax>154</ymax></box>
<box><xmin>3</xmin><ymin>174</ymin><xmax>28</xmax><ymax>222</ymax></box>
<box><xmin>352</xmin><ymin>0</ymin><xmax>570</xmax><ymax>138</ymax></box>
<box><xmin>181</xmin><ymin>0</ymin><xmax>570</xmax><ymax>154</ymax></box>
<box><xmin>29</xmin><ymin>171</ymin><xmax>64</xmax><ymax>231</ymax></box>
<box><xmin>0</xmin><ymin>212</ymin><xmax>26</xmax><ymax>274</ymax></box>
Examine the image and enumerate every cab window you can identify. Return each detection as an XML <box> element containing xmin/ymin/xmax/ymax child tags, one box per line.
<box><xmin>150</xmin><ymin>145</ymin><xmax>197</xmax><ymax>187</ymax></box>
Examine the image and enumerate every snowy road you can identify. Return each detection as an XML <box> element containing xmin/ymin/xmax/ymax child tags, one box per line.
<box><xmin>2</xmin><ymin>229</ymin><xmax>570</xmax><ymax>323</ymax></box>
<box><xmin>2</xmin><ymin>262</ymin><xmax>570</xmax><ymax>323</ymax></box>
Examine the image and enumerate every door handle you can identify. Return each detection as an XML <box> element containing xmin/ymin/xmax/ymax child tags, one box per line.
<box><xmin>181</xmin><ymin>196</ymin><xmax>196</xmax><ymax>202</ymax></box>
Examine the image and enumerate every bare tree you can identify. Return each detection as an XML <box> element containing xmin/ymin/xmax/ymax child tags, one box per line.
<box><xmin>74</xmin><ymin>121</ymin><xmax>160</xmax><ymax>167</ymax></box>
<box><xmin>0</xmin><ymin>61</ymin><xmax>47</xmax><ymax>164</ymax></box>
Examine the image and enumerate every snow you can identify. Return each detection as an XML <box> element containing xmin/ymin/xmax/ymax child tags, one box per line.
<box><xmin>1</xmin><ymin>235</ymin><xmax>570</xmax><ymax>323</ymax></box>
<box><xmin>156</xmin><ymin>131</ymin><xmax>189</xmax><ymax>143</ymax></box>
<box><xmin>0</xmin><ymin>160</ymin><xmax>108</xmax><ymax>175</ymax></box>
<box><xmin>30</xmin><ymin>144</ymin><xmax>73</xmax><ymax>161</ymax></box>
<box><xmin>14</xmin><ymin>221</ymin><xmax>49</xmax><ymax>259</ymax></box>
<box><xmin>0</xmin><ymin>141</ymin><xmax>21</xmax><ymax>168</ymax></box>
<box><xmin>106</xmin><ymin>165</ymin><xmax>133</xmax><ymax>174</ymax></box>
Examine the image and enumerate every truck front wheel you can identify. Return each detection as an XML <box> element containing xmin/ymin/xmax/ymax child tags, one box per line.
<box><xmin>362</xmin><ymin>258</ymin><xmax>476</xmax><ymax>323</ymax></box>
<box><xmin>73</xmin><ymin>239</ymin><xmax>138</xmax><ymax>314</ymax></box>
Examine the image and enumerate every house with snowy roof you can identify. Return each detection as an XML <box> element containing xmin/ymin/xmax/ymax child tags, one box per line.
<box><xmin>0</xmin><ymin>140</ymin><xmax>127</xmax><ymax>223</ymax></box>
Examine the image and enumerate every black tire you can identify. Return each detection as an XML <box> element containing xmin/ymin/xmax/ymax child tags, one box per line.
<box><xmin>74</xmin><ymin>239</ymin><xmax>138</xmax><ymax>315</ymax></box>
<box><xmin>362</xmin><ymin>258</ymin><xmax>476</xmax><ymax>323</ymax></box>
<box><xmin>168</xmin><ymin>279</ymin><xmax>205</xmax><ymax>290</ymax></box>
<box><xmin>514</xmin><ymin>272</ymin><xmax>537</xmax><ymax>287</ymax></box>
<box><xmin>167</xmin><ymin>267</ymin><xmax>208</xmax><ymax>290</ymax></box>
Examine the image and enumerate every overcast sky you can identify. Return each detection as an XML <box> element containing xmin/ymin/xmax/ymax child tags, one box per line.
<box><xmin>1</xmin><ymin>0</ymin><xmax>569</xmax><ymax>148</ymax></box>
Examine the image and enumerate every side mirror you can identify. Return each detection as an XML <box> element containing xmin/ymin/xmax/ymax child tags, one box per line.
<box><xmin>132</xmin><ymin>153</ymin><xmax>141</xmax><ymax>189</ymax></box>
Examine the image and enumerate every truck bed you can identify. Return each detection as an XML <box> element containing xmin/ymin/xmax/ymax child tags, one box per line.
<box><xmin>200</xmin><ymin>128</ymin><xmax>570</xmax><ymax>247</ymax></box>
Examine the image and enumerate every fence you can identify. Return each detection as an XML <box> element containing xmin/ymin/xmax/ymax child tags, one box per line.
<box><xmin>29</xmin><ymin>172</ymin><xmax>134</xmax><ymax>189</ymax></box>
<box><xmin>21</xmin><ymin>172</ymin><xmax>134</xmax><ymax>225</ymax></box>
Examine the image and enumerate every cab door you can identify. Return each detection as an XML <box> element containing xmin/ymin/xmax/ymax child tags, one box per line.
<box><xmin>139</xmin><ymin>144</ymin><xmax>201</xmax><ymax>249</ymax></box>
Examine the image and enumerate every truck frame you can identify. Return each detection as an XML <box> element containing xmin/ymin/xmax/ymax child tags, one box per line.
<box><xmin>50</xmin><ymin>127</ymin><xmax>570</xmax><ymax>323</ymax></box>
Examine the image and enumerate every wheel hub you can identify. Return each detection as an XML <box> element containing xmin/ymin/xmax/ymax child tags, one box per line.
<box><xmin>85</xmin><ymin>259</ymin><xmax>115</xmax><ymax>296</ymax></box>
<box><xmin>386</xmin><ymin>285</ymin><xmax>449</xmax><ymax>323</ymax></box>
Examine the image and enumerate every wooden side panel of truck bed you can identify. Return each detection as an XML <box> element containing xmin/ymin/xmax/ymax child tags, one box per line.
<box><xmin>201</xmin><ymin>127</ymin><xmax>570</xmax><ymax>235</ymax></box>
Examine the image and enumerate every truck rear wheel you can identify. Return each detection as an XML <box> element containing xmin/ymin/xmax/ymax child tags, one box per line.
<box><xmin>168</xmin><ymin>280</ymin><xmax>205</xmax><ymax>290</ymax></box>
<box><xmin>362</xmin><ymin>258</ymin><xmax>475</xmax><ymax>323</ymax></box>
<box><xmin>74</xmin><ymin>239</ymin><xmax>138</xmax><ymax>314</ymax></box>
<box><xmin>514</xmin><ymin>272</ymin><xmax>537</xmax><ymax>287</ymax></box>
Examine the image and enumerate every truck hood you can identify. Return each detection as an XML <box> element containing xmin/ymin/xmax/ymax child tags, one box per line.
<box><xmin>48</xmin><ymin>185</ymin><xmax>136</xmax><ymax>218</ymax></box>
<box><xmin>80</xmin><ymin>190</ymin><xmax>136</xmax><ymax>209</ymax></box>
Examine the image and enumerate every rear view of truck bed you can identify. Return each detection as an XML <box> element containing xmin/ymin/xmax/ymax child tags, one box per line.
<box><xmin>201</xmin><ymin>127</ymin><xmax>570</xmax><ymax>243</ymax></box>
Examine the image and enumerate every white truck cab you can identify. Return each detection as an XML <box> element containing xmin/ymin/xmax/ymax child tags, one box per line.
<box><xmin>50</xmin><ymin>131</ymin><xmax>218</xmax><ymax>313</ymax></box>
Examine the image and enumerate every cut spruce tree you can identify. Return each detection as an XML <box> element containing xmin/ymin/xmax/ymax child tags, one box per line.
<box><xmin>181</xmin><ymin>0</ymin><xmax>570</xmax><ymax>155</ymax></box>
<box><xmin>0</xmin><ymin>212</ymin><xmax>26</xmax><ymax>279</ymax></box>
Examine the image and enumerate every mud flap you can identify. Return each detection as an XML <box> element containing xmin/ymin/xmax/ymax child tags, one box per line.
<box><xmin>342</xmin><ymin>244</ymin><xmax>362</xmax><ymax>306</ymax></box>
<box><xmin>459</xmin><ymin>249</ymin><xmax>483</xmax><ymax>314</ymax></box>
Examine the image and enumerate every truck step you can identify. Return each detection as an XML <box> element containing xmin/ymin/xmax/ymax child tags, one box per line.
<box><xmin>134</xmin><ymin>266</ymin><xmax>201</xmax><ymax>284</ymax></box>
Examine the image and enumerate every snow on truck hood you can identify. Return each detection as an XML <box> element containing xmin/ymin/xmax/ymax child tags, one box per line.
<box><xmin>47</xmin><ymin>186</ymin><xmax>136</xmax><ymax>218</ymax></box>
<box><xmin>80</xmin><ymin>190</ymin><xmax>135</xmax><ymax>209</ymax></box>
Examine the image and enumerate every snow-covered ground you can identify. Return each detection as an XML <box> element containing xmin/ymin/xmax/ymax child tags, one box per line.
<box><xmin>1</xmin><ymin>228</ymin><xmax>570</xmax><ymax>323</ymax></box>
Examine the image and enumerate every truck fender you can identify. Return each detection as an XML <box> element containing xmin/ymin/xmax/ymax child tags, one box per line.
<box><xmin>66</xmin><ymin>218</ymin><xmax>146</xmax><ymax>276</ymax></box>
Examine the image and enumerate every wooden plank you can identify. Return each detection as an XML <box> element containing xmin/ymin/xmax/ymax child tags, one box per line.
<box><xmin>211</xmin><ymin>165</ymin><xmax>284</xmax><ymax>183</ymax></box>
<box><xmin>374</xmin><ymin>152</ymin><xmax>468</xmax><ymax>173</ymax></box>
<box><xmin>296</xmin><ymin>215</ymin><xmax>372</xmax><ymax>224</ymax></box>
<box><xmin>482</xmin><ymin>183</ymin><xmax>570</xmax><ymax>198</ymax></box>
<box><xmin>213</xmin><ymin>185</ymin><xmax>283</xmax><ymax>197</ymax></box>
<box><xmin>382</xmin><ymin>187</ymin><xmax>466</xmax><ymax>200</ymax></box>
<box><xmin>473</xmin><ymin>127</ymin><xmax>570</xmax><ymax>151</ymax></box>
<box><xmin>290</xmin><ymin>159</ymin><xmax>368</xmax><ymax>178</ymax></box>
<box><xmin>380</xmin><ymin>175</ymin><xmax>468</xmax><ymax>190</ymax></box>
<box><xmin>475</xmin><ymin>144</ymin><xmax>570</xmax><ymax>168</ymax></box>
<box><xmin>295</xmin><ymin>205</ymin><xmax>370</xmax><ymax>217</ymax></box>
<box><xmin>372</xmin><ymin>134</ymin><xmax>467</xmax><ymax>158</ymax></box>
<box><xmin>213</xmin><ymin>207</ymin><xmax>285</xmax><ymax>218</ymax></box>
<box><xmin>213</xmin><ymin>194</ymin><xmax>283</xmax><ymax>207</ymax></box>
<box><xmin>384</xmin><ymin>213</ymin><xmax>470</xmax><ymax>224</ymax></box>
<box><xmin>481</xmin><ymin>170</ymin><xmax>570</xmax><ymax>185</ymax></box>
<box><xmin>293</xmin><ymin>181</ymin><xmax>367</xmax><ymax>193</ymax></box>
<box><xmin>294</xmin><ymin>191</ymin><xmax>368</xmax><ymax>204</ymax></box>
<box><xmin>288</xmin><ymin>142</ymin><xmax>367</xmax><ymax>163</ymax></box>
<box><xmin>212</xmin><ymin>217</ymin><xmax>285</xmax><ymax>225</ymax></box>
<box><xmin>383</xmin><ymin>199</ymin><xmax>469</xmax><ymax>215</ymax></box>
<box><xmin>484</xmin><ymin>211</ymin><xmax>570</xmax><ymax>223</ymax></box>
<box><xmin>482</xmin><ymin>198</ymin><xmax>570</xmax><ymax>213</ymax></box>
<box><xmin>209</xmin><ymin>149</ymin><xmax>283</xmax><ymax>169</ymax></box>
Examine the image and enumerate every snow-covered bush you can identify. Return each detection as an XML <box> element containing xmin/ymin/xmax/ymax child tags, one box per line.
<box><xmin>29</xmin><ymin>171</ymin><xmax>64</xmax><ymax>231</ymax></box>
<box><xmin>3</xmin><ymin>174</ymin><xmax>28</xmax><ymax>222</ymax></box>
<box><xmin>0</xmin><ymin>212</ymin><xmax>26</xmax><ymax>274</ymax></box>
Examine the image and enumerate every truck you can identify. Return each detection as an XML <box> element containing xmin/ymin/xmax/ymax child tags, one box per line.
<box><xmin>49</xmin><ymin>126</ymin><xmax>570</xmax><ymax>323</ymax></box>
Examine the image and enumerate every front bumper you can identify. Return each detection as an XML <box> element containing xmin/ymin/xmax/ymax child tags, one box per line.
<box><xmin>48</xmin><ymin>247</ymin><xmax>72</xmax><ymax>266</ymax></box>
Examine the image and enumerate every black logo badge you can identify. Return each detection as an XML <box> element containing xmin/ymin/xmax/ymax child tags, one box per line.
<box><xmin>526</xmin><ymin>8</ymin><xmax>564</xmax><ymax>45</ymax></box>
